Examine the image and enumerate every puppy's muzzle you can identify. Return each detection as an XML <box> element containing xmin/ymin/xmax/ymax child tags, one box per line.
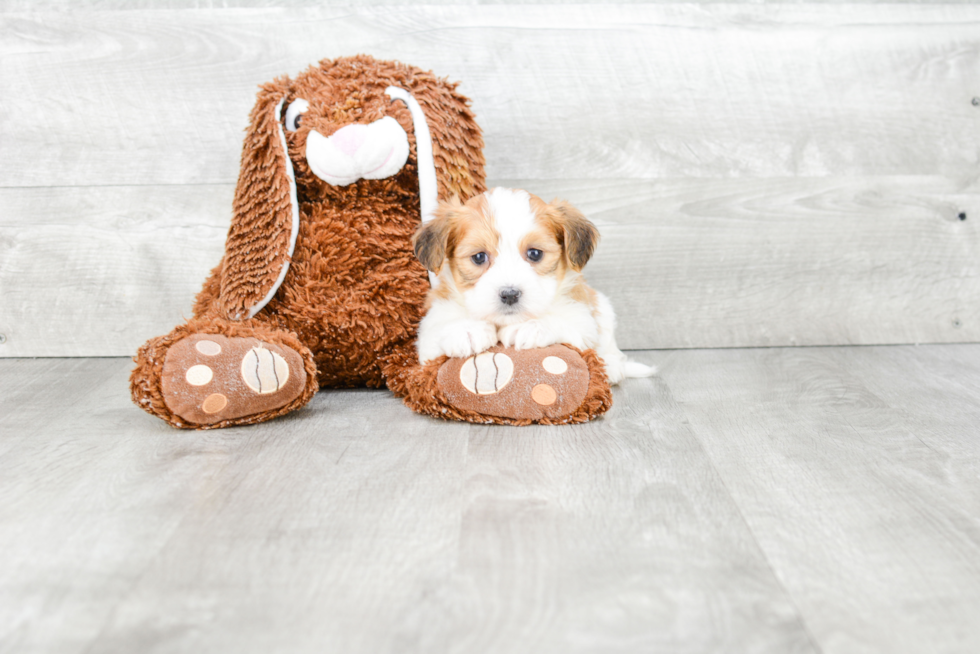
<box><xmin>499</xmin><ymin>287</ymin><xmax>522</xmax><ymax>306</ymax></box>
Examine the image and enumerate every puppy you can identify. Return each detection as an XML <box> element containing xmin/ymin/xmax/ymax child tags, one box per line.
<box><xmin>412</xmin><ymin>187</ymin><xmax>655</xmax><ymax>384</ymax></box>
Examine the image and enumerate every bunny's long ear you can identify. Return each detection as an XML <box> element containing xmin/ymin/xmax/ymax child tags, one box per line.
<box><xmin>218</xmin><ymin>81</ymin><xmax>300</xmax><ymax>320</ymax></box>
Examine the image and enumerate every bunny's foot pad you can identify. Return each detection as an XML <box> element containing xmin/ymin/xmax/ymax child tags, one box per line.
<box><xmin>161</xmin><ymin>334</ymin><xmax>307</xmax><ymax>425</ymax></box>
<box><xmin>437</xmin><ymin>344</ymin><xmax>590</xmax><ymax>421</ymax></box>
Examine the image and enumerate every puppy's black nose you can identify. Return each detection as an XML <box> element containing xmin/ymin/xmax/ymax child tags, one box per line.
<box><xmin>499</xmin><ymin>288</ymin><xmax>522</xmax><ymax>306</ymax></box>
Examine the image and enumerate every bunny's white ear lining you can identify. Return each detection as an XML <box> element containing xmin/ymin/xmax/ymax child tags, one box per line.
<box><xmin>385</xmin><ymin>86</ymin><xmax>439</xmax><ymax>288</ymax></box>
<box><xmin>384</xmin><ymin>87</ymin><xmax>437</xmax><ymax>226</ymax></box>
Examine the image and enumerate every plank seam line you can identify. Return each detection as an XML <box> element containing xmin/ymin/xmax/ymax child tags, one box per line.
<box><xmin>6</xmin><ymin>344</ymin><xmax>980</xmax><ymax>361</ymax></box>
<box><xmin>672</xmin><ymin>399</ymin><xmax>826</xmax><ymax>653</ymax></box>
<box><xmin>0</xmin><ymin>182</ymin><xmax>235</xmax><ymax>190</ymax></box>
<box><xmin>622</xmin><ymin>341</ymin><xmax>980</xmax><ymax>353</ymax></box>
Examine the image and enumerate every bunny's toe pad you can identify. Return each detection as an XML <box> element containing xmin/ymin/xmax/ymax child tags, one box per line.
<box><xmin>436</xmin><ymin>344</ymin><xmax>590</xmax><ymax>421</ymax></box>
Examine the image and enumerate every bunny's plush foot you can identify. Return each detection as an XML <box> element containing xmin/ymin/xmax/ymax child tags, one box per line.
<box><xmin>437</xmin><ymin>344</ymin><xmax>594</xmax><ymax>422</ymax></box>
<box><xmin>131</xmin><ymin>321</ymin><xmax>319</xmax><ymax>429</ymax></box>
<box><xmin>160</xmin><ymin>334</ymin><xmax>308</xmax><ymax>426</ymax></box>
<box><xmin>386</xmin><ymin>343</ymin><xmax>613</xmax><ymax>425</ymax></box>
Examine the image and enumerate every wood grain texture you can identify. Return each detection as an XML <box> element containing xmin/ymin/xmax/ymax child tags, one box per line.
<box><xmin>6</xmin><ymin>0</ymin><xmax>978</xmax><ymax>9</ymax></box>
<box><xmin>0</xmin><ymin>359</ymin><xmax>468</xmax><ymax>654</ymax></box>
<box><xmin>660</xmin><ymin>344</ymin><xmax>980</xmax><ymax>653</ymax></box>
<box><xmin>2</xmin><ymin>177</ymin><xmax>977</xmax><ymax>356</ymax></box>
<box><xmin>407</xmin><ymin>377</ymin><xmax>816</xmax><ymax>653</ymax></box>
<box><xmin>1</xmin><ymin>5</ymin><xmax>978</xmax><ymax>187</ymax></box>
<box><xmin>2</xmin><ymin>5</ymin><xmax>978</xmax><ymax>357</ymax></box>
<box><xmin>525</xmin><ymin>176</ymin><xmax>980</xmax><ymax>349</ymax></box>
<box><xmin>2</xmin><ymin>345</ymin><xmax>980</xmax><ymax>652</ymax></box>
<box><xmin>0</xmin><ymin>358</ymin><xmax>121</xmax><ymax>459</ymax></box>
<box><xmin>0</xmin><ymin>185</ymin><xmax>230</xmax><ymax>357</ymax></box>
<box><xmin>0</xmin><ymin>355</ymin><xmax>816</xmax><ymax>654</ymax></box>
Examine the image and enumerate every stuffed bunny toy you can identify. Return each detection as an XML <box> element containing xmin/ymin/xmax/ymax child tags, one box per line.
<box><xmin>131</xmin><ymin>56</ymin><xmax>612</xmax><ymax>428</ymax></box>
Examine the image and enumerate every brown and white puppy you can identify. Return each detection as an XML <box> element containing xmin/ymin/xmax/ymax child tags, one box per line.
<box><xmin>413</xmin><ymin>187</ymin><xmax>655</xmax><ymax>383</ymax></box>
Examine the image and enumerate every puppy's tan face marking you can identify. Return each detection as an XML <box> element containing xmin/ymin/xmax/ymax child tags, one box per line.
<box><xmin>519</xmin><ymin>225</ymin><xmax>564</xmax><ymax>278</ymax></box>
<box><xmin>529</xmin><ymin>195</ymin><xmax>599</xmax><ymax>273</ymax></box>
<box><xmin>450</xmin><ymin>194</ymin><xmax>498</xmax><ymax>291</ymax></box>
<box><xmin>418</xmin><ymin>188</ymin><xmax>599</xmax><ymax>324</ymax></box>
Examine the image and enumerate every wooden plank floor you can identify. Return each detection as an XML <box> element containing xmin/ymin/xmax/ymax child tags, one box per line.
<box><xmin>1</xmin><ymin>345</ymin><xmax>979</xmax><ymax>653</ymax></box>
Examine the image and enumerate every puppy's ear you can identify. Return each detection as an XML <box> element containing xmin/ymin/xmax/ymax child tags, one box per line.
<box><xmin>553</xmin><ymin>200</ymin><xmax>600</xmax><ymax>271</ymax></box>
<box><xmin>218</xmin><ymin>78</ymin><xmax>299</xmax><ymax>320</ymax></box>
<box><xmin>413</xmin><ymin>198</ymin><xmax>460</xmax><ymax>272</ymax></box>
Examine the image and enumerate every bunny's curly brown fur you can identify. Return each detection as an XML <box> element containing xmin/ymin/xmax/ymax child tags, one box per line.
<box><xmin>130</xmin><ymin>55</ymin><xmax>611</xmax><ymax>428</ymax></box>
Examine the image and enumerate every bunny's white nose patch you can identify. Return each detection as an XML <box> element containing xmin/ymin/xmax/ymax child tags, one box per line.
<box><xmin>305</xmin><ymin>116</ymin><xmax>409</xmax><ymax>186</ymax></box>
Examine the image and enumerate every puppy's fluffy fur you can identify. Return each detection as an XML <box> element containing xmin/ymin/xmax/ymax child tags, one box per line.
<box><xmin>413</xmin><ymin>188</ymin><xmax>655</xmax><ymax>383</ymax></box>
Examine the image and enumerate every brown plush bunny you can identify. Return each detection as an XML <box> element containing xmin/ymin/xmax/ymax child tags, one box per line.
<box><xmin>131</xmin><ymin>55</ymin><xmax>612</xmax><ymax>428</ymax></box>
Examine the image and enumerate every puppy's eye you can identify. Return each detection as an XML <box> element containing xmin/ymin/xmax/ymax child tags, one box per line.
<box><xmin>284</xmin><ymin>98</ymin><xmax>309</xmax><ymax>132</ymax></box>
<box><xmin>526</xmin><ymin>248</ymin><xmax>543</xmax><ymax>262</ymax></box>
<box><xmin>471</xmin><ymin>252</ymin><xmax>488</xmax><ymax>265</ymax></box>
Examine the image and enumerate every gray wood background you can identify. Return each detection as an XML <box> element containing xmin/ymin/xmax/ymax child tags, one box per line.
<box><xmin>1</xmin><ymin>3</ymin><xmax>978</xmax><ymax>356</ymax></box>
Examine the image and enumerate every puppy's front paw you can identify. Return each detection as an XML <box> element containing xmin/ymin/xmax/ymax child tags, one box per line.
<box><xmin>439</xmin><ymin>320</ymin><xmax>498</xmax><ymax>359</ymax></box>
<box><xmin>498</xmin><ymin>320</ymin><xmax>559</xmax><ymax>350</ymax></box>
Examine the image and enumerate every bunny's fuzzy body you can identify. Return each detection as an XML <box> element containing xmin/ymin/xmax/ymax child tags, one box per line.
<box><xmin>131</xmin><ymin>56</ymin><xmax>613</xmax><ymax>428</ymax></box>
